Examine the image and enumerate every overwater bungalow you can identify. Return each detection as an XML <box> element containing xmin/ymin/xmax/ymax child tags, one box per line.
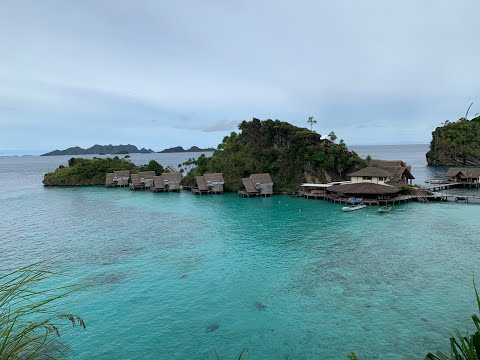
<box><xmin>113</xmin><ymin>170</ymin><xmax>130</xmax><ymax>187</ymax></box>
<box><xmin>204</xmin><ymin>173</ymin><xmax>225</xmax><ymax>193</ymax></box>
<box><xmin>130</xmin><ymin>171</ymin><xmax>155</xmax><ymax>190</ymax></box>
<box><xmin>162</xmin><ymin>172</ymin><xmax>182</xmax><ymax>191</ymax></box>
<box><xmin>193</xmin><ymin>173</ymin><xmax>225</xmax><ymax>194</ymax></box>
<box><xmin>446</xmin><ymin>168</ymin><xmax>480</xmax><ymax>184</ymax></box>
<box><xmin>106</xmin><ymin>170</ymin><xmax>130</xmax><ymax>187</ymax></box>
<box><xmin>151</xmin><ymin>175</ymin><xmax>166</xmax><ymax>192</ymax></box>
<box><xmin>239</xmin><ymin>173</ymin><xmax>273</xmax><ymax>197</ymax></box>
<box><xmin>105</xmin><ymin>173</ymin><xmax>115</xmax><ymax>187</ymax></box>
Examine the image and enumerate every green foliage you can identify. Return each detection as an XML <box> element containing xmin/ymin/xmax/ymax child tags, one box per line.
<box><xmin>427</xmin><ymin>118</ymin><xmax>480</xmax><ymax>165</ymax></box>
<box><xmin>425</xmin><ymin>280</ymin><xmax>480</xmax><ymax>359</ymax></box>
<box><xmin>183</xmin><ymin>118</ymin><xmax>366</xmax><ymax>192</ymax></box>
<box><xmin>0</xmin><ymin>263</ymin><xmax>85</xmax><ymax>359</ymax></box>
<box><xmin>349</xmin><ymin>352</ymin><xmax>359</xmax><ymax>360</ymax></box>
<box><xmin>43</xmin><ymin>156</ymin><xmax>135</xmax><ymax>186</ymax></box>
<box><xmin>138</xmin><ymin>160</ymin><xmax>164</xmax><ymax>175</ymax></box>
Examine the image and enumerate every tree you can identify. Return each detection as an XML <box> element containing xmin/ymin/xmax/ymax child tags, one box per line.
<box><xmin>328</xmin><ymin>131</ymin><xmax>337</xmax><ymax>142</ymax></box>
<box><xmin>307</xmin><ymin>116</ymin><xmax>317</xmax><ymax>131</ymax></box>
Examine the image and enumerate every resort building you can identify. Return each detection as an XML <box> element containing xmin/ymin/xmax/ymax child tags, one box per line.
<box><xmin>130</xmin><ymin>171</ymin><xmax>155</xmax><ymax>190</ymax></box>
<box><xmin>446</xmin><ymin>168</ymin><xmax>480</xmax><ymax>183</ymax></box>
<box><xmin>192</xmin><ymin>173</ymin><xmax>225</xmax><ymax>194</ymax></box>
<box><xmin>368</xmin><ymin>160</ymin><xmax>415</xmax><ymax>185</ymax></box>
<box><xmin>113</xmin><ymin>170</ymin><xmax>130</xmax><ymax>187</ymax></box>
<box><xmin>239</xmin><ymin>173</ymin><xmax>273</xmax><ymax>197</ymax></box>
<box><xmin>326</xmin><ymin>167</ymin><xmax>403</xmax><ymax>202</ymax></box>
<box><xmin>106</xmin><ymin>170</ymin><xmax>130</xmax><ymax>187</ymax></box>
<box><xmin>162</xmin><ymin>172</ymin><xmax>182</xmax><ymax>191</ymax></box>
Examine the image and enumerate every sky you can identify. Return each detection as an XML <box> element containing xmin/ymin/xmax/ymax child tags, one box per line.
<box><xmin>1</xmin><ymin>0</ymin><xmax>479</xmax><ymax>154</ymax></box>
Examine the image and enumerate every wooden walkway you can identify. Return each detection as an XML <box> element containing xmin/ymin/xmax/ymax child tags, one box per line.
<box><xmin>426</xmin><ymin>182</ymin><xmax>480</xmax><ymax>191</ymax></box>
<box><xmin>297</xmin><ymin>192</ymin><xmax>416</xmax><ymax>205</ymax></box>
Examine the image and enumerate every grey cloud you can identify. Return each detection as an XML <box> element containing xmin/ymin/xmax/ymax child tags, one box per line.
<box><xmin>199</xmin><ymin>120</ymin><xmax>239</xmax><ymax>133</ymax></box>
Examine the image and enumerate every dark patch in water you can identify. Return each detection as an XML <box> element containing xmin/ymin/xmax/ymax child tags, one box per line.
<box><xmin>206</xmin><ymin>324</ymin><xmax>219</xmax><ymax>333</ymax></box>
<box><xmin>180</xmin><ymin>274</ymin><xmax>188</xmax><ymax>279</ymax></box>
<box><xmin>421</xmin><ymin>317</ymin><xmax>428</xmax><ymax>322</ymax></box>
<box><xmin>88</xmin><ymin>272</ymin><xmax>127</xmax><ymax>286</ymax></box>
<box><xmin>255</xmin><ymin>301</ymin><xmax>267</xmax><ymax>311</ymax></box>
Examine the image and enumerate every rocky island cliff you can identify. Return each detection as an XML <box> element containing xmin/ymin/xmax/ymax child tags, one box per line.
<box><xmin>182</xmin><ymin>118</ymin><xmax>366</xmax><ymax>192</ymax></box>
<box><xmin>426</xmin><ymin>115</ymin><xmax>480</xmax><ymax>165</ymax></box>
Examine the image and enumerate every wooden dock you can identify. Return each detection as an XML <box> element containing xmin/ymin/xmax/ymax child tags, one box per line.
<box><xmin>297</xmin><ymin>191</ymin><xmax>416</xmax><ymax>205</ymax></box>
<box><xmin>426</xmin><ymin>182</ymin><xmax>480</xmax><ymax>192</ymax></box>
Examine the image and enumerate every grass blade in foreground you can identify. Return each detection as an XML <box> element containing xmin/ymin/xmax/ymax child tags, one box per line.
<box><xmin>0</xmin><ymin>263</ymin><xmax>86</xmax><ymax>359</ymax></box>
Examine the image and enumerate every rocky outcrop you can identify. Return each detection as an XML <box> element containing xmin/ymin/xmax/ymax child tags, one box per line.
<box><xmin>426</xmin><ymin>116</ymin><xmax>480</xmax><ymax>166</ymax></box>
<box><xmin>182</xmin><ymin>118</ymin><xmax>366</xmax><ymax>192</ymax></box>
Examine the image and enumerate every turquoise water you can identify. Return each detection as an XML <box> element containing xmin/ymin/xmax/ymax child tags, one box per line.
<box><xmin>1</xmin><ymin>149</ymin><xmax>480</xmax><ymax>359</ymax></box>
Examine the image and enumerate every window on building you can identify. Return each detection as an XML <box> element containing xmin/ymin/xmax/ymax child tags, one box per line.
<box><xmin>364</xmin><ymin>176</ymin><xmax>372</xmax><ymax>180</ymax></box>
<box><xmin>378</xmin><ymin>177</ymin><xmax>384</xmax><ymax>181</ymax></box>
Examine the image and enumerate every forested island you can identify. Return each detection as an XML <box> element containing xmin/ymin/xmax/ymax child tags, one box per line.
<box><xmin>182</xmin><ymin>118</ymin><xmax>366</xmax><ymax>192</ymax></box>
<box><xmin>43</xmin><ymin>157</ymin><xmax>164</xmax><ymax>186</ymax></box>
<box><xmin>41</xmin><ymin>144</ymin><xmax>155</xmax><ymax>156</ymax></box>
<box><xmin>426</xmin><ymin>114</ymin><xmax>480</xmax><ymax>165</ymax></box>
<box><xmin>43</xmin><ymin>118</ymin><xmax>366</xmax><ymax>190</ymax></box>
<box><xmin>158</xmin><ymin>146</ymin><xmax>215</xmax><ymax>153</ymax></box>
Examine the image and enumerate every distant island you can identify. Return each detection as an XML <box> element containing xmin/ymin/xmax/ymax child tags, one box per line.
<box><xmin>41</xmin><ymin>144</ymin><xmax>155</xmax><ymax>156</ymax></box>
<box><xmin>426</xmin><ymin>114</ymin><xmax>480</xmax><ymax>165</ymax></box>
<box><xmin>158</xmin><ymin>146</ymin><xmax>215</xmax><ymax>153</ymax></box>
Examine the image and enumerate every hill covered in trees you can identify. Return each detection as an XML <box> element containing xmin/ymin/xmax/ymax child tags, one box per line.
<box><xmin>42</xmin><ymin>144</ymin><xmax>154</xmax><ymax>156</ymax></box>
<box><xmin>182</xmin><ymin>118</ymin><xmax>366</xmax><ymax>192</ymax></box>
<box><xmin>43</xmin><ymin>157</ymin><xmax>164</xmax><ymax>186</ymax></box>
<box><xmin>426</xmin><ymin>115</ymin><xmax>480</xmax><ymax>165</ymax></box>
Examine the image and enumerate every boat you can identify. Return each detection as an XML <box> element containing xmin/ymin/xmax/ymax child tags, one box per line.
<box><xmin>342</xmin><ymin>204</ymin><xmax>366</xmax><ymax>212</ymax></box>
<box><xmin>378</xmin><ymin>205</ymin><xmax>392</xmax><ymax>213</ymax></box>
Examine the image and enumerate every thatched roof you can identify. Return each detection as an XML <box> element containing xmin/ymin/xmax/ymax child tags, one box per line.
<box><xmin>368</xmin><ymin>160</ymin><xmax>415</xmax><ymax>180</ymax></box>
<box><xmin>113</xmin><ymin>170</ymin><xmax>130</xmax><ymax>178</ymax></box>
<box><xmin>195</xmin><ymin>176</ymin><xmax>209</xmax><ymax>191</ymax></box>
<box><xmin>130</xmin><ymin>173</ymin><xmax>141</xmax><ymax>185</ymax></box>
<box><xmin>348</xmin><ymin>167</ymin><xmax>392</xmax><ymax>178</ymax></box>
<box><xmin>242</xmin><ymin>178</ymin><xmax>259</xmax><ymax>194</ymax></box>
<box><xmin>138</xmin><ymin>171</ymin><xmax>155</xmax><ymax>179</ymax></box>
<box><xmin>153</xmin><ymin>176</ymin><xmax>165</xmax><ymax>189</ymax></box>
<box><xmin>327</xmin><ymin>182</ymin><xmax>401</xmax><ymax>195</ymax></box>
<box><xmin>250</xmin><ymin>173</ymin><xmax>273</xmax><ymax>184</ymax></box>
<box><xmin>162</xmin><ymin>172</ymin><xmax>182</xmax><ymax>182</ymax></box>
<box><xmin>204</xmin><ymin>173</ymin><xmax>224</xmax><ymax>183</ymax></box>
<box><xmin>105</xmin><ymin>173</ymin><xmax>114</xmax><ymax>185</ymax></box>
<box><xmin>446</xmin><ymin>167</ymin><xmax>480</xmax><ymax>178</ymax></box>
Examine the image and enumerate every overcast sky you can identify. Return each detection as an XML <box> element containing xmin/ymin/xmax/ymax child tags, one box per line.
<box><xmin>1</xmin><ymin>1</ymin><xmax>479</xmax><ymax>153</ymax></box>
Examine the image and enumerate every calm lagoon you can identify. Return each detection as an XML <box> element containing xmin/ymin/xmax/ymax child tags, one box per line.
<box><xmin>1</xmin><ymin>146</ymin><xmax>479</xmax><ymax>359</ymax></box>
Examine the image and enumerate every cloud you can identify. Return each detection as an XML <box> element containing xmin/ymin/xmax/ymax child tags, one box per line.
<box><xmin>198</xmin><ymin>120</ymin><xmax>240</xmax><ymax>133</ymax></box>
<box><xmin>1</xmin><ymin>0</ymin><xmax>480</xmax><ymax>151</ymax></box>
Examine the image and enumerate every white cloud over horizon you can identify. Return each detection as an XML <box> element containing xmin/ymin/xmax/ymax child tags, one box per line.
<box><xmin>1</xmin><ymin>0</ymin><xmax>479</xmax><ymax>153</ymax></box>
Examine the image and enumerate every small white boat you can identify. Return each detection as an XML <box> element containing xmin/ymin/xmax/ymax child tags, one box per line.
<box><xmin>342</xmin><ymin>204</ymin><xmax>366</xmax><ymax>212</ymax></box>
<box><xmin>378</xmin><ymin>205</ymin><xmax>392</xmax><ymax>213</ymax></box>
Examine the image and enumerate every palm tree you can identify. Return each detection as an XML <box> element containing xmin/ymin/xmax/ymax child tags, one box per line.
<box><xmin>307</xmin><ymin>116</ymin><xmax>317</xmax><ymax>131</ymax></box>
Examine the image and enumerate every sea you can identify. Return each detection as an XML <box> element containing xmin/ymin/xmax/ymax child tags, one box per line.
<box><xmin>1</xmin><ymin>144</ymin><xmax>479</xmax><ymax>359</ymax></box>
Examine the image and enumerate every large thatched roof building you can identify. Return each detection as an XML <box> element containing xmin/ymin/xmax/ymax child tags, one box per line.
<box><xmin>193</xmin><ymin>173</ymin><xmax>225</xmax><ymax>194</ymax></box>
